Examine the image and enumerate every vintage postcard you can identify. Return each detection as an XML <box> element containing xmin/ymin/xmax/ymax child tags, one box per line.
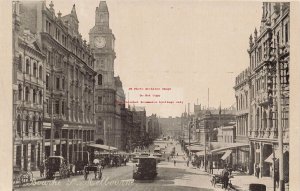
<box><xmin>0</xmin><ymin>0</ymin><xmax>299</xmax><ymax>190</ymax></box>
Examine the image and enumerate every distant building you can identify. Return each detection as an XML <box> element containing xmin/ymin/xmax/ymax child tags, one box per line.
<box><xmin>158</xmin><ymin>116</ymin><xmax>181</xmax><ymax>139</ymax></box>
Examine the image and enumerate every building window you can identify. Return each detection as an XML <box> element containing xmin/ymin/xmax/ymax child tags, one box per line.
<box><xmin>25</xmin><ymin>116</ymin><xmax>29</xmax><ymax>136</ymax></box>
<box><xmin>46</xmin><ymin>73</ymin><xmax>50</xmax><ymax>90</ymax></box>
<box><xmin>18</xmin><ymin>84</ymin><xmax>22</xmax><ymax>100</ymax></box>
<box><xmin>98</xmin><ymin>96</ymin><xmax>102</xmax><ymax>104</ymax></box>
<box><xmin>62</xmin><ymin>101</ymin><xmax>65</xmax><ymax>115</ymax></box>
<box><xmin>17</xmin><ymin>115</ymin><xmax>21</xmax><ymax>136</ymax></box>
<box><xmin>32</xmin><ymin>116</ymin><xmax>36</xmax><ymax>136</ymax></box>
<box><xmin>33</xmin><ymin>62</ymin><xmax>37</xmax><ymax>77</ymax></box>
<box><xmin>56</xmin><ymin>77</ymin><xmax>60</xmax><ymax>90</ymax></box>
<box><xmin>38</xmin><ymin>117</ymin><xmax>42</xmax><ymax>135</ymax></box>
<box><xmin>98</xmin><ymin>74</ymin><xmax>102</xmax><ymax>85</ymax></box>
<box><xmin>18</xmin><ymin>55</ymin><xmax>22</xmax><ymax>71</ymax></box>
<box><xmin>26</xmin><ymin>59</ymin><xmax>30</xmax><ymax>74</ymax></box>
<box><xmin>39</xmin><ymin>66</ymin><xmax>43</xmax><ymax>80</ymax></box>
<box><xmin>46</xmin><ymin>99</ymin><xmax>49</xmax><ymax>114</ymax></box>
<box><xmin>39</xmin><ymin>91</ymin><xmax>42</xmax><ymax>104</ymax></box>
<box><xmin>33</xmin><ymin>89</ymin><xmax>36</xmax><ymax>103</ymax></box>
<box><xmin>55</xmin><ymin>100</ymin><xmax>60</xmax><ymax>114</ymax></box>
<box><xmin>285</xmin><ymin>23</ymin><xmax>289</xmax><ymax>43</ymax></box>
<box><xmin>25</xmin><ymin>86</ymin><xmax>29</xmax><ymax>102</ymax></box>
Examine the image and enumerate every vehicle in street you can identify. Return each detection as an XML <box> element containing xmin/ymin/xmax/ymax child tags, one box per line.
<box><xmin>210</xmin><ymin>174</ymin><xmax>234</xmax><ymax>190</ymax></box>
<box><xmin>83</xmin><ymin>163</ymin><xmax>102</xmax><ymax>180</ymax></box>
<box><xmin>133</xmin><ymin>156</ymin><xmax>158</xmax><ymax>180</ymax></box>
<box><xmin>45</xmin><ymin>156</ymin><xmax>70</xmax><ymax>179</ymax></box>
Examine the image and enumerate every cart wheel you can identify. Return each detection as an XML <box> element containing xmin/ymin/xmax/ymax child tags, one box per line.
<box><xmin>84</xmin><ymin>172</ymin><xmax>88</xmax><ymax>180</ymax></box>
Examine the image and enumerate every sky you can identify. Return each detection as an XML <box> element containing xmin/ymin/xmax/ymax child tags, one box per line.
<box><xmin>45</xmin><ymin>0</ymin><xmax>262</xmax><ymax>117</ymax></box>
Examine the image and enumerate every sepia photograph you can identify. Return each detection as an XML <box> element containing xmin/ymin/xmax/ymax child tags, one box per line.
<box><xmin>0</xmin><ymin>0</ymin><xmax>299</xmax><ymax>190</ymax></box>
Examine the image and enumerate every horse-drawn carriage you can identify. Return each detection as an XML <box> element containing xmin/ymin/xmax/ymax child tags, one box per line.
<box><xmin>83</xmin><ymin>163</ymin><xmax>103</xmax><ymax>180</ymax></box>
<box><xmin>45</xmin><ymin>156</ymin><xmax>70</xmax><ymax>179</ymax></box>
<box><xmin>211</xmin><ymin>173</ymin><xmax>233</xmax><ymax>190</ymax></box>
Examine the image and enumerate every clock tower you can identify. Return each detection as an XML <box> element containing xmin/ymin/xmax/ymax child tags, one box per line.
<box><xmin>89</xmin><ymin>1</ymin><xmax>117</xmax><ymax>147</ymax></box>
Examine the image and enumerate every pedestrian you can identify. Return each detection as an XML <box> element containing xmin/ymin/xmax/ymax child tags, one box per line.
<box><xmin>255</xmin><ymin>164</ymin><xmax>260</xmax><ymax>178</ymax></box>
<box><xmin>167</xmin><ymin>156</ymin><xmax>170</xmax><ymax>162</ymax></box>
<box><xmin>174</xmin><ymin>160</ymin><xmax>176</xmax><ymax>166</ymax></box>
<box><xmin>39</xmin><ymin>162</ymin><xmax>44</xmax><ymax>177</ymax></box>
<box><xmin>210</xmin><ymin>161</ymin><xmax>214</xmax><ymax>174</ymax></box>
<box><xmin>187</xmin><ymin>160</ymin><xmax>189</xmax><ymax>167</ymax></box>
<box><xmin>221</xmin><ymin>165</ymin><xmax>230</xmax><ymax>189</ymax></box>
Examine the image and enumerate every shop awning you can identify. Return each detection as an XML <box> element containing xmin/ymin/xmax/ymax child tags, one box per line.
<box><xmin>221</xmin><ymin>150</ymin><xmax>232</xmax><ymax>160</ymax></box>
<box><xmin>187</xmin><ymin>145</ymin><xmax>207</xmax><ymax>152</ymax></box>
<box><xmin>210</xmin><ymin>143</ymin><xmax>249</xmax><ymax>153</ymax></box>
<box><xmin>88</xmin><ymin>144</ymin><xmax>118</xmax><ymax>151</ymax></box>
<box><xmin>264</xmin><ymin>149</ymin><xmax>288</xmax><ymax>163</ymax></box>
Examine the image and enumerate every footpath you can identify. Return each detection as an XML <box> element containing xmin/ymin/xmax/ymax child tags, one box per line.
<box><xmin>173</xmin><ymin>141</ymin><xmax>289</xmax><ymax>191</ymax></box>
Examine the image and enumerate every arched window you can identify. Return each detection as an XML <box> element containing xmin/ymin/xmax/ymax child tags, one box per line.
<box><xmin>25</xmin><ymin>116</ymin><xmax>29</xmax><ymax>136</ymax></box>
<box><xmin>39</xmin><ymin>65</ymin><xmax>43</xmax><ymax>79</ymax></box>
<box><xmin>25</xmin><ymin>86</ymin><xmax>29</xmax><ymax>102</ymax></box>
<box><xmin>32</xmin><ymin>116</ymin><xmax>36</xmax><ymax>136</ymax></box>
<box><xmin>39</xmin><ymin>91</ymin><xmax>42</xmax><ymax>104</ymax></box>
<box><xmin>33</xmin><ymin>89</ymin><xmax>36</xmax><ymax>104</ymax></box>
<box><xmin>17</xmin><ymin>115</ymin><xmax>21</xmax><ymax>136</ymax></box>
<box><xmin>98</xmin><ymin>74</ymin><xmax>102</xmax><ymax>85</ymax></box>
<box><xmin>18</xmin><ymin>55</ymin><xmax>22</xmax><ymax>71</ymax></box>
<box><xmin>26</xmin><ymin>59</ymin><xmax>30</xmax><ymax>74</ymax></box>
<box><xmin>33</xmin><ymin>62</ymin><xmax>37</xmax><ymax>77</ymax></box>
<box><xmin>18</xmin><ymin>84</ymin><xmax>22</xmax><ymax>100</ymax></box>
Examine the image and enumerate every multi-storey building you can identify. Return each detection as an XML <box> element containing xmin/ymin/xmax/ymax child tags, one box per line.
<box><xmin>89</xmin><ymin>1</ymin><xmax>125</xmax><ymax>149</ymax></box>
<box><xmin>147</xmin><ymin>114</ymin><xmax>160</xmax><ymax>140</ymax></box>
<box><xmin>246</xmin><ymin>2</ymin><xmax>289</xmax><ymax>179</ymax></box>
<box><xmin>17</xmin><ymin>1</ymin><xmax>96</xmax><ymax>163</ymax></box>
<box><xmin>158</xmin><ymin>116</ymin><xmax>181</xmax><ymax>139</ymax></box>
<box><xmin>13</xmin><ymin>2</ymin><xmax>45</xmax><ymax>171</ymax></box>
<box><xmin>234</xmin><ymin>68</ymin><xmax>251</xmax><ymax>172</ymax></box>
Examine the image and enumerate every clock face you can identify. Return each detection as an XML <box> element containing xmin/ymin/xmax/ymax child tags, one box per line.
<box><xmin>95</xmin><ymin>37</ymin><xmax>106</xmax><ymax>48</ymax></box>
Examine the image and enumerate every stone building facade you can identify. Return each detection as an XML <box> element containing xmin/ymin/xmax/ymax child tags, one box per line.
<box><xmin>246</xmin><ymin>2</ymin><xmax>289</xmax><ymax>178</ymax></box>
<box><xmin>13</xmin><ymin>2</ymin><xmax>45</xmax><ymax>171</ymax></box>
<box><xmin>234</xmin><ymin>68</ymin><xmax>251</xmax><ymax>171</ymax></box>
<box><xmin>17</xmin><ymin>1</ymin><xmax>97</xmax><ymax>164</ymax></box>
<box><xmin>89</xmin><ymin>1</ymin><xmax>125</xmax><ymax>149</ymax></box>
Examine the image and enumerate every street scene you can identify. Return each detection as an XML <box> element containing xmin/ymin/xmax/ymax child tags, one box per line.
<box><xmin>11</xmin><ymin>1</ymin><xmax>290</xmax><ymax>191</ymax></box>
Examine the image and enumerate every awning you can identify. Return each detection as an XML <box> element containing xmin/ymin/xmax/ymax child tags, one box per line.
<box><xmin>221</xmin><ymin>150</ymin><xmax>232</xmax><ymax>160</ymax></box>
<box><xmin>264</xmin><ymin>149</ymin><xmax>287</xmax><ymax>163</ymax></box>
<box><xmin>196</xmin><ymin>151</ymin><xmax>205</xmax><ymax>156</ymax></box>
<box><xmin>187</xmin><ymin>145</ymin><xmax>207</xmax><ymax>152</ymax></box>
<box><xmin>88</xmin><ymin>144</ymin><xmax>118</xmax><ymax>151</ymax></box>
<box><xmin>210</xmin><ymin>143</ymin><xmax>249</xmax><ymax>153</ymax></box>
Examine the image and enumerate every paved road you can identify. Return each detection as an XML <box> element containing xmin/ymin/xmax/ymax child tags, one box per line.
<box><xmin>14</xmin><ymin>141</ymin><xmax>216</xmax><ymax>191</ymax></box>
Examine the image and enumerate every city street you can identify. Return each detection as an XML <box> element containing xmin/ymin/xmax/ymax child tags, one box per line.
<box><xmin>15</xmin><ymin>141</ymin><xmax>216</xmax><ymax>191</ymax></box>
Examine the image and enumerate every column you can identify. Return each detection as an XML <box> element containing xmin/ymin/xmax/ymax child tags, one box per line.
<box><xmin>21</xmin><ymin>144</ymin><xmax>24</xmax><ymax>170</ymax></box>
<box><xmin>259</xmin><ymin>142</ymin><xmax>263</xmax><ymax>178</ymax></box>
<box><xmin>28</xmin><ymin>144</ymin><xmax>31</xmax><ymax>171</ymax></box>
<box><xmin>13</xmin><ymin>145</ymin><xmax>17</xmax><ymax>166</ymax></box>
<box><xmin>35</xmin><ymin>144</ymin><xmax>38</xmax><ymax>169</ymax></box>
<box><xmin>67</xmin><ymin>129</ymin><xmax>69</xmax><ymax>163</ymax></box>
<box><xmin>81</xmin><ymin>130</ymin><xmax>83</xmax><ymax>160</ymax></box>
